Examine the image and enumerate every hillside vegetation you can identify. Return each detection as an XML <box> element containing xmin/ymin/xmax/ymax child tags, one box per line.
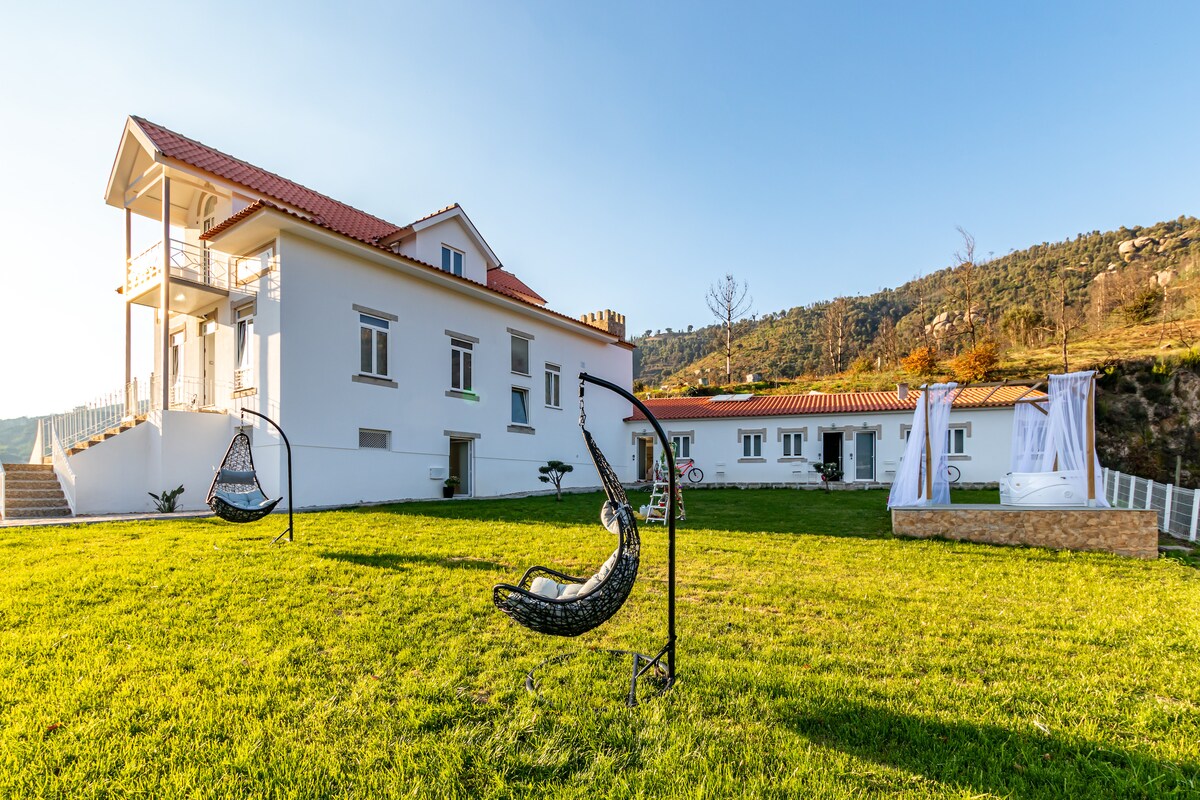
<box><xmin>0</xmin><ymin>417</ymin><xmax>36</xmax><ymax>464</ymax></box>
<box><xmin>634</xmin><ymin>216</ymin><xmax>1200</xmax><ymax>387</ymax></box>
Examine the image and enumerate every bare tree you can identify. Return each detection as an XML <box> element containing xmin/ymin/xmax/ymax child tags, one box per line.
<box><xmin>944</xmin><ymin>226</ymin><xmax>984</xmax><ymax>348</ymax></box>
<box><xmin>821</xmin><ymin>297</ymin><xmax>851</xmax><ymax>373</ymax></box>
<box><xmin>1039</xmin><ymin>260</ymin><xmax>1085</xmax><ymax>373</ymax></box>
<box><xmin>873</xmin><ymin>316</ymin><xmax>901</xmax><ymax>368</ymax></box>
<box><xmin>706</xmin><ymin>274</ymin><xmax>753</xmax><ymax>385</ymax></box>
<box><xmin>911</xmin><ymin>275</ymin><xmax>934</xmax><ymax>350</ymax></box>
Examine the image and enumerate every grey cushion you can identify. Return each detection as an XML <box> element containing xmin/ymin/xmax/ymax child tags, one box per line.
<box><xmin>218</xmin><ymin>470</ymin><xmax>257</xmax><ymax>486</ymax></box>
<box><xmin>215</xmin><ymin>488</ymin><xmax>272</xmax><ymax>510</ymax></box>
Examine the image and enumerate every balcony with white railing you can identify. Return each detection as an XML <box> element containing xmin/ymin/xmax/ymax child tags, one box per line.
<box><xmin>125</xmin><ymin>239</ymin><xmax>264</xmax><ymax>315</ymax></box>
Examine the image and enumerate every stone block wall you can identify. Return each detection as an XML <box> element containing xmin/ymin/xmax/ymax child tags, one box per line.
<box><xmin>891</xmin><ymin>506</ymin><xmax>1158</xmax><ymax>559</ymax></box>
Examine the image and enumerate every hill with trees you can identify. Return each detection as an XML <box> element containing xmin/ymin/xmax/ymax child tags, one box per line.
<box><xmin>633</xmin><ymin>216</ymin><xmax>1200</xmax><ymax>388</ymax></box>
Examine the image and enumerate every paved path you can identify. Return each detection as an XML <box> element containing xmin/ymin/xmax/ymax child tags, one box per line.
<box><xmin>0</xmin><ymin>510</ymin><xmax>213</xmax><ymax>529</ymax></box>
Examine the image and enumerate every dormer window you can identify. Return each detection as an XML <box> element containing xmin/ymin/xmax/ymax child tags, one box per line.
<box><xmin>441</xmin><ymin>245</ymin><xmax>464</xmax><ymax>277</ymax></box>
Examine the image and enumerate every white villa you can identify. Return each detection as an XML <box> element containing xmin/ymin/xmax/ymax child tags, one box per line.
<box><xmin>626</xmin><ymin>385</ymin><xmax>1037</xmax><ymax>486</ymax></box>
<box><xmin>20</xmin><ymin>116</ymin><xmax>636</xmax><ymax>515</ymax></box>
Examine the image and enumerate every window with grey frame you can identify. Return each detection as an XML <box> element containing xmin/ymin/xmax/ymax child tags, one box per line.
<box><xmin>742</xmin><ymin>432</ymin><xmax>763</xmax><ymax>458</ymax></box>
<box><xmin>511</xmin><ymin>334</ymin><xmax>530</xmax><ymax>375</ymax></box>
<box><xmin>781</xmin><ymin>431</ymin><xmax>803</xmax><ymax>457</ymax></box>
<box><xmin>359</xmin><ymin>314</ymin><xmax>389</xmax><ymax>377</ymax></box>
<box><xmin>671</xmin><ymin>435</ymin><xmax>691</xmax><ymax>458</ymax></box>
<box><xmin>451</xmin><ymin>338</ymin><xmax>473</xmax><ymax>392</ymax></box>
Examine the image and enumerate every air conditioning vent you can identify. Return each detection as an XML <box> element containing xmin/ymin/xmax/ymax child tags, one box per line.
<box><xmin>358</xmin><ymin>428</ymin><xmax>391</xmax><ymax>450</ymax></box>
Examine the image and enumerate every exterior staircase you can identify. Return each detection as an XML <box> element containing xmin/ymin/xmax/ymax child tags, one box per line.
<box><xmin>2</xmin><ymin>464</ymin><xmax>71</xmax><ymax>519</ymax></box>
<box><xmin>67</xmin><ymin>415</ymin><xmax>147</xmax><ymax>456</ymax></box>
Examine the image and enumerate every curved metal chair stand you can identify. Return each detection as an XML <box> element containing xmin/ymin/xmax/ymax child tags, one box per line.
<box><xmin>206</xmin><ymin>409</ymin><xmax>294</xmax><ymax>544</ymax></box>
<box><xmin>493</xmin><ymin>372</ymin><xmax>677</xmax><ymax>706</ymax></box>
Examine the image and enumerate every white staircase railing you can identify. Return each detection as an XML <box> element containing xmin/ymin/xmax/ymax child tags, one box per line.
<box><xmin>1103</xmin><ymin>467</ymin><xmax>1197</xmax><ymax>542</ymax></box>
<box><xmin>41</xmin><ymin>376</ymin><xmax>261</xmax><ymax>460</ymax></box>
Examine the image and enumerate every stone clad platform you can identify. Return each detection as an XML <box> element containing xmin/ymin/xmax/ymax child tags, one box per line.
<box><xmin>891</xmin><ymin>504</ymin><xmax>1159</xmax><ymax>559</ymax></box>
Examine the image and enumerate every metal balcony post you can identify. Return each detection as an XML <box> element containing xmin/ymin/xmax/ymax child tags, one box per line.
<box><xmin>160</xmin><ymin>177</ymin><xmax>171</xmax><ymax>411</ymax></box>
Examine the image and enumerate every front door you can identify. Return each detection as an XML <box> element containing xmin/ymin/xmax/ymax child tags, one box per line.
<box><xmin>637</xmin><ymin>437</ymin><xmax>655</xmax><ymax>481</ymax></box>
<box><xmin>855</xmin><ymin>431</ymin><xmax>876</xmax><ymax>481</ymax></box>
<box><xmin>449</xmin><ymin>438</ymin><xmax>471</xmax><ymax>496</ymax></box>
<box><xmin>822</xmin><ymin>432</ymin><xmax>844</xmax><ymax>477</ymax></box>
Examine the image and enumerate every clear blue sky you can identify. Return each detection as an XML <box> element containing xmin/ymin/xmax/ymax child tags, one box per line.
<box><xmin>1</xmin><ymin>1</ymin><xmax>1197</xmax><ymax>417</ymax></box>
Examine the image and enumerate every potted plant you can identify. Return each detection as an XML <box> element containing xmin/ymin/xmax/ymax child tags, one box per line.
<box><xmin>443</xmin><ymin>476</ymin><xmax>460</xmax><ymax>498</ymax></box>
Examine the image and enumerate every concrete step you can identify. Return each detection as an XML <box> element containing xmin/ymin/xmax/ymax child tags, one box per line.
<box><xmin>6</xmin><ymin>496</ymin><xmax>69</xmax><ymax>511</ymax></box>
<box><xmin>4</xmin><ymin>474</ymin><xmax>63</xmax><ymax>487</ymax></box>
<box><xmin>4</xmin><ymin>507</ymin><xmax>73</xmax><ymax>519</ymax></box>
<box><xmin>66</xmin><ymin>417</ymin><xmax>146</xmax><ymax>456</ymax></box>
<box><xmin>5</xmin><ymin>486</ymin><xmax>68</xmax><ymax>499</ymax></box>
<box><xmin>3</xmin><ymin>463</ymin><xmax>70</xmax><ymax>521</ymax></box>
<box><xmin>3</xmin><ymin>463</ymin><xmax>54</xmax><ymax>474</ymax></box>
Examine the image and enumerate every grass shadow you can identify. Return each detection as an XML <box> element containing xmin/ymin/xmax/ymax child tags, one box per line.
<box><xmin>784</xmin><ymin>699</ymin><xmax>1199</xmax><ymax>798</ymax></box>
<box><xmin>319</xmin><ymin>550</ymin><xmax>508</xmax><ymax>572</ymax></box>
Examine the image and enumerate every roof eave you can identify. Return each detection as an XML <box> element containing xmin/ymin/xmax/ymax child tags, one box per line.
<box><xmin>204</xmin><ymin>206</ymin><xmax>627</xmax><ymax>347</ymax></box>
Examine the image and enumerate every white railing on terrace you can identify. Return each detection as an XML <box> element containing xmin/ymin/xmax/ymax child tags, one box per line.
<box><xmin>1103</xmin><ymin>467</ymin><xmax>1198</xmax><ymax>542</ymax></box>
<box><xmin>125</xmin><ymin>239</ymin><xmax>272</xmax><ymax>296</ymax></box>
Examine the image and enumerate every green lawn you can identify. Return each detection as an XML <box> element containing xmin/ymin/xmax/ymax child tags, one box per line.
<box><xmin>1</xmin><ymin>489</ymin><xmax>1197</xmax><ymax>799</ymax></box>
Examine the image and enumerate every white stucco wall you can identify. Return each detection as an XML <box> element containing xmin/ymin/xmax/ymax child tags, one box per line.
<box><xmin>626</xmin><ymin>405</ymin><xmax>1016</xmax><ymax>486</ymax></box>
<box><xmin>79</xmin><ymin>213</ymin><xmax>630</xmax><ymax>514</ymax></box>
<box><xmin>396</xmin><ymin>216</ymin><xmax>490</xmax><ymax>283</ymax></box>
<box><xmin>70</xmin><ymin>410</ymin><xmax>234</xmax><ymax>514</ymax></box>
<box><xmin>273</xmin><ymin>232</ymin><xmax>632</xmax><ymax>507</ymax></box>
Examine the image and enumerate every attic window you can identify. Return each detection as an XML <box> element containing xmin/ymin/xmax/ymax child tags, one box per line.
<box><xmin>441</xmin><ymin>246</ymin><xmax>464</xmax><ymax>277</ymax></box>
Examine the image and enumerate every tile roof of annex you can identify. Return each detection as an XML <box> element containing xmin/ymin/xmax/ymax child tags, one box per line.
<box><xmin>626</xmin><ymin>385</ymin><xmax>1043</xmax><ymax>421</ymax></box>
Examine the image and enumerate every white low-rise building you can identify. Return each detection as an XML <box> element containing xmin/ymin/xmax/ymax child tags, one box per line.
<box><xmin>41</xmin><ymin>116</ymin><xmax>635</xmax><ymax>515</ymax></box>
<box><xmin>626</xmin><ymin>385</ymin><xmax>1038</xmax><ymax>486</ymax></box>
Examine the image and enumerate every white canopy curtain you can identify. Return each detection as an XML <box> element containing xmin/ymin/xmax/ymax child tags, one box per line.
<box><xmin>1009</xmin><ymin>401</ymin><xmax>1049</xmax><ymax>473</ymax></box>
<box><xmin>888</xmin><ymin>382</ymin><xmax>958</xmax><ymax>508</ymax></box>
<box><xmin>1035</xmin><ymin>371</ymin><xmax>1110</xmax><ymax>507</ymax></box>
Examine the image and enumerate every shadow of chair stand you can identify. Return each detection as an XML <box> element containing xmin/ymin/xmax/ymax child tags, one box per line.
<box><xmin>492</xmin><ymin>372</ymin><xmax>677</xmax><ymax>706</ymax></box>
<box><xmin>206</xmin><ymin>408</ymin><xmax>294</xmax><ymax>544</ymax></box>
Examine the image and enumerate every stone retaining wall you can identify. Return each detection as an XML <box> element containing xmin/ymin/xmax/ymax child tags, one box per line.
<box><xmin>891</xmin><ymin>505</ymin><xmax>1158</xmax><ymax>559</ymax></box>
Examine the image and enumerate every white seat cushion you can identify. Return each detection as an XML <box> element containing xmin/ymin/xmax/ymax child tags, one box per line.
<box><xmin>529</xmin><ymin>576</ymin><xmax>562</xmax><ymax>599</ymax></box>
<box><xmin>524</xmin><ymin>548</ymin><xmax>621</xmax><ymax>601</ymax></box>
<box><xmin>601</xmin><ymin>501</ymin><xmax>624</xmax><ymax>534</ymax></box>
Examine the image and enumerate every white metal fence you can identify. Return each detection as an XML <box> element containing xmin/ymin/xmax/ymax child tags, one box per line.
<box><xmin>1103</xmin><ymin>467</ymin><xmax>1197</xmax><ymax>542</ymax></box>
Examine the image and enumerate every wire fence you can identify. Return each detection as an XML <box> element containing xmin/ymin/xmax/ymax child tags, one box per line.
<box><xmin>1103</xmin><ymin>467</ymin><xmax>1197</xmax><ymax>542</ymax></box>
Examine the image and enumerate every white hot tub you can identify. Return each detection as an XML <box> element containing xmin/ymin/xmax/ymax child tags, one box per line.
<box><xmin>999</xmin><ymin>471</ymin><xmax>1087</xmax><ymax>507</ymax></box>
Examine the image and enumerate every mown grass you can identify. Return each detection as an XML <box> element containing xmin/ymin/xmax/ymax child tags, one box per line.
<box><xmin>1</xmin><ymin>489</ymin><xmax>1197</xmax><ymax>799</ymax></box>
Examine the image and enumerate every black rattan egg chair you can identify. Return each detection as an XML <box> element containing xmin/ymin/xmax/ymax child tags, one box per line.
<box><xmin>493</xmin><ymin>372</ymin><xmax>677</xmax><ymax>705</ymax></box>
<box><xmin>493</xmin><ymin>427</ymin><xmax>640</xmax><ymax>636</ymax></box>
<box><xmin>206</xmin><ymin>409</ymin><xmax>294</xmax><ymax>543</ymax></box>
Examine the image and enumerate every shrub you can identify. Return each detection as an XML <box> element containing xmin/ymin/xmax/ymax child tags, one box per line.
<box><xmin>537</xmin><ymin>460</ymin><xmax>574</xmax><ymax>501</ymax></box>
<box><xmin>148</xmin><ymin>486</ymin><xmax>184</xmax><ymax>513</ymax></box>
<box><xmin>900</xmin><ymin>346</ymin><xmax>940</xmax><ymax>378</ymax></box>
<box><xmin>950</xmin><ymin>341</ymin><xmax>1001</xmax><ymax>383</ymax></box>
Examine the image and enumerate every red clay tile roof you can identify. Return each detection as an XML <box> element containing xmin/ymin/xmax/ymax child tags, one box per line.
<box><xmin>134</xmin><ymin>117</ymin><xmax>558</xmax><ymax>313</ymax></box>
<box><xmin>196</xmin><ymin>195</ymin><xmax>632</xmax><ymax>347</ymax></box>
<box><xmin>626</xmin><ymin>386</ymin><xmax>1043</xmax><ymax>421</ymax></box>
<box><xmin>487</xmin><ymin>267</ymin><xmax>547</xmax><ymax>305</ymax></box>
<box><xmin>134</xmin><ymin>117</ymin><xmax>402</xmax><ymax>245</ymax></box>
